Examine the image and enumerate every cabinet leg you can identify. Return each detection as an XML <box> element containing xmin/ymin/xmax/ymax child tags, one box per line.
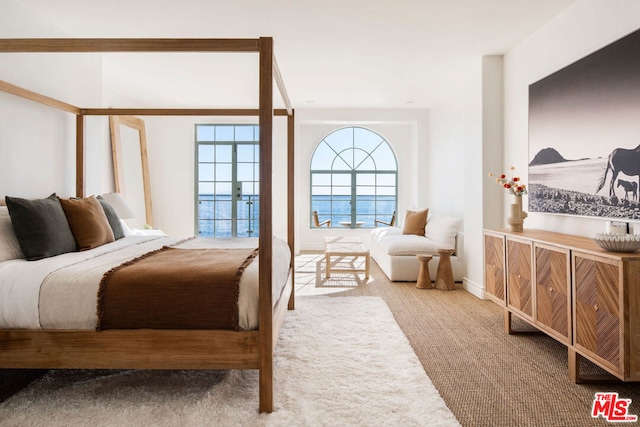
<box><xmin>504</xmin><ymin>310</ymin><xmax>513</xmax><ymax>335</ymax></box>
<box><xmin>504</xmin><ymin>310</ymin><xmax>543</xmax><ymax>335</ymax></box>
<box><xmin>568</xmin><ymin>348</ymin><xmax>578</xmax><ymax>383</ymax></box>
<box><xmin>568</xmin><ymin>348</ymin><xmax>620</xmax><ymax>383</ymax></box>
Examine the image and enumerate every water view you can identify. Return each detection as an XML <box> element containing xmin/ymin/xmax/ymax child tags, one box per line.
<box><xmin>198</xmin><ymin>194</ymin><xmax>396</xmax><ymax>237</ymax></box>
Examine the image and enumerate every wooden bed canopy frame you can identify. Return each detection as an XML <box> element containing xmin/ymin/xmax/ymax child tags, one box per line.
<box><xmin>0</xmin><ymin>37</ymin><xmax>295</xmax><ymax>413</ymax></box>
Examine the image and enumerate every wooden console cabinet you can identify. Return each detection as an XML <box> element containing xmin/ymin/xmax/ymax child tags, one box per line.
<box><xmin>483</xmin><ymin>228</ymin><xmax>640</xmax><ymax>382</ymax></box>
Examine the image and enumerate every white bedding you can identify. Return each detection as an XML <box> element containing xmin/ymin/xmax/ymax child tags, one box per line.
<box><xmin>0</xmin><ymin>236</ymin><xmax>290</xmax><ymax>331</ymax></box>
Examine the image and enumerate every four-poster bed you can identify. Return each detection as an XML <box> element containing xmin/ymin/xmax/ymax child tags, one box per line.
<box><xmin>0</xmin><ymin>37</ymin><xmax>294</xmax><ymax>413</ymax></box>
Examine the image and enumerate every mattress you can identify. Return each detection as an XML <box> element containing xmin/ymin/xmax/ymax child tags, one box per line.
<box><xmin>0</xmin><ymin>235</ymin><xmax>290</xmax><ymax>331</ymax></box>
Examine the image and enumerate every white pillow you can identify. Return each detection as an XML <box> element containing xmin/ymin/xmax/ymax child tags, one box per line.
<box><xmin>0</xmin><ymin>206</ymin><xmax>25</xmax><ymax>261</ymax></box>
<box><xmin>119</xmin><ymin>219</ymin><xmax>133</xmax><ymax>237</ymax></box>
<box><xmin>120</xmin><ymin>219</ymin><xmax>166</xmax><ymax>237</ymax></box>
<box><xmin>424</xmin><ymin>213</ymin><xmax>462</xmax><ymax>249</ymax></box>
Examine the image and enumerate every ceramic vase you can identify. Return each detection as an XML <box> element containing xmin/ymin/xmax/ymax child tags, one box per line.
<box><xmin>507</xmin><ymin>195</ymin><xmax>527</xmax><ymax>232</ymax></box>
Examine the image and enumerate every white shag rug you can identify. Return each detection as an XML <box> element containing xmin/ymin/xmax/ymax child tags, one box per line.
<box><xmin>0</xmin><ymin>296</ymin><xmax>459</xmax><ymax>427</ymax></box>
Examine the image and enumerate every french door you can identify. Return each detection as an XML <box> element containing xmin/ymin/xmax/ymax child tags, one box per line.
<box><xmin>196</xmin><ymin>125</ymin><xmax>260</xmax><ymax>237</ymax></box>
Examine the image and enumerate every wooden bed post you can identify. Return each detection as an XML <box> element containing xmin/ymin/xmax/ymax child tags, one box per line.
<box><xmin>258</xmin><ymin>36</ymin><xmax>274</xmax><ymax>414</ymax></box>
<box><xmin>287</xmin><ymin>110</ymin><xmax>295</xmax><ymax>310</ymax></box>
<box><xmin>76</xmin><ymin>114</ymin><xmax>85</xmax><ymax>197</ymax></box>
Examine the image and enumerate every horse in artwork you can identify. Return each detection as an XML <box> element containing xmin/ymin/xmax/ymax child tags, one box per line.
<box><xmin>617</xmin><ymin>179</ymin><xmax>638</xmax><ymax>201</ymax></box>
<box><xmin>596</xmin><ymin>144</ymin><xmax>640</xmax><ymax>198</ymax></box>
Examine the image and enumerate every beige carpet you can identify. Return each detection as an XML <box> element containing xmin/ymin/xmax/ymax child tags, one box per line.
<box><xmin>296</xmin><ymin>253</ymin><xmax>640</xmax><ymax>427</ymax></box>
<box><xmin>0</xmin><ymin>296</ymin><xmax>459</xmax><ymax>427</ymax></box>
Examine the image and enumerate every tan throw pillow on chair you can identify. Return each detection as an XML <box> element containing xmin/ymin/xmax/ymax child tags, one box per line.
<box><xmin>402</xmin><ymin>209</ymin><xmax>429</xmax><ymax>236</ymax></box>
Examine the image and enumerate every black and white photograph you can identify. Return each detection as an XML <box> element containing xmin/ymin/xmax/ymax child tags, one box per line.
<box><xmin>528</xmin><ymin>28</ymin><xmax>640</xmax><ymax>220</ymax></box>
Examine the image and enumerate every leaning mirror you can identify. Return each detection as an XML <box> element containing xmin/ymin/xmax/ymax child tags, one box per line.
<box><xmin>109</xmin><ymin>116</ymin><xmax>153</xmax><ymax>229</ymax></box>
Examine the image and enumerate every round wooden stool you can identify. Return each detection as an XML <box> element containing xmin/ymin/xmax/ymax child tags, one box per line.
<box><xmin>435</xmin><ymin>248</ymin><xmax>456</xmax><ymax>291</ymax></box>
<box><xmin>415</xmin><ymin>254</ymin><xmax>433</xmax><ymax>289</ymax></box>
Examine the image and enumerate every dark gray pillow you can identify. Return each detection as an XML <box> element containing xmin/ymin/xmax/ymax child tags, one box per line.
<box><xmin>97</xmin><ymin>195</ymin><xmax>125</xmax><ymax>240</ymax></box>
<box><xmin>5</xmin><ymin>194</ymin><xmax>77</xmax><ymax>260</ymax></box>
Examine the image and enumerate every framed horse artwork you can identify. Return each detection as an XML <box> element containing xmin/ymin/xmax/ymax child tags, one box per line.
<box><xmin>528</xmin><ymin>28</ymin><xmax>640</xmax><ymax>221</ymax></box>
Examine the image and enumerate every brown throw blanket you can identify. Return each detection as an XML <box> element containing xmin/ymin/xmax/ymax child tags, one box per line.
<box><xmin>97</xmin><ymin>246</ymin><xmax>259</xmax><ymax>331</ymax></box>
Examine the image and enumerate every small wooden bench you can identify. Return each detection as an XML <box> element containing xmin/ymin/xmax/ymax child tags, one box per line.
<box><xmin>324</xmin><ymin>236</ymin><xmax>370</xmax><ymax>279</ymax></box>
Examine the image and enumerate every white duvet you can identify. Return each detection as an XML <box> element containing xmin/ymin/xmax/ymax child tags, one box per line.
<box><xmin>0</xmin><ymin>236</ymin><xmax>290</xmax><ymax>331</ymax></box>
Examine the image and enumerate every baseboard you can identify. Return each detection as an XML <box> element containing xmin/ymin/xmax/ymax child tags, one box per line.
<box><xmin>462</xmin><ymin>277</ymin><xmax>485</xmax><ymax>300</ymax></box>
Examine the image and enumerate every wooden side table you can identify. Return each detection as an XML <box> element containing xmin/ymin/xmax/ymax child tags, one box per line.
<box><xmin>415</xmin><ymin>254</ymin><xmax>433</xmax><ymax>289</ymax></box>
<box><xmin>435</xmin><ymin>248</ymin><xmax>456</xmax><ymax>291</ymax></box>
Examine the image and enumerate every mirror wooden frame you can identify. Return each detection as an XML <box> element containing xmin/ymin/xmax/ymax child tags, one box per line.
<box><xmin>109</xmin><ymin>115</ymin><xmax>153</xmax><ymax>227</ymax></box>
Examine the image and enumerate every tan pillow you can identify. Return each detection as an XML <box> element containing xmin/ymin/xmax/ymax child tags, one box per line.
<box><xmin>59</xmin><ymin>196</ymin><xmax>115</xmax><ymax>251</ymax></box>
<box><xmin>402</xmin><ymin>209</ymin><xmax>429</xmax><ymax>236</ymax></box>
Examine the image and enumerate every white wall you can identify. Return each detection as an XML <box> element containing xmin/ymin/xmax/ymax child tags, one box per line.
<box><xmin>460</xmin><ymin>55</ymin><xmax>505</xmax><ymax>298</ymax></box>
<box><xmin>0</xmin><ymin>1</ymin><xmax>106</xmax><ymax>200</ymax></box>
<box><xmin>481</xmin><ymin>56</ymin><xmax>505</xmax><ymax>231</ymax></box>
<box><xmin>427</xmin><ymin>103</ymin><xmax>466</xmax><ymax>216</ymax></box>
<box><xmin>503</xmin><ymin>0</ymin><xmax>640</xmax><ymax>237</ymax></box>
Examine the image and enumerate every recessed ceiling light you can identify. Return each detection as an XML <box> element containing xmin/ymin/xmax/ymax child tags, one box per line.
<box><xmin>305</xmin><ymin>100</ymin><xmax>315</xmax><ymax>104</ymax></box>
<box><xmin>405</xmin><ymin>100</ymin><xmax>415</xmax><ymax>104</ymax></box>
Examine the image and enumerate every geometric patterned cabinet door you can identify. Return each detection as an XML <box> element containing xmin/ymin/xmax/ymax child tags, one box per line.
<box><xmin>573</xmin><ymin>253</ymin><xmax>621</xmax><ymax>375</ymax></box>
<box><xmin>506</xmin><ymin>238</ymin><xmax>533</xmax><ymax>321</ymax></box>
<box><xmin>535</xmin><ymin>244</ymin><xmax>571</xmax><ymax>345</ymax></box>
<box><xmin>484</xmin><ymin>232</ymin><xmax>505</xmax><ymax>305</ymax></box>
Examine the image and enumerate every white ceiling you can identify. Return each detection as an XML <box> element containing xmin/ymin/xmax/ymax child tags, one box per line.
<box><xmin>15</xmin><ymin>0</ymin><xmax>575</xmax><ymax>109</ymax></box>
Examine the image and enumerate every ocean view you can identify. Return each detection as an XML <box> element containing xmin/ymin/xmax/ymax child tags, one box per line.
<box><xmin>197</xmin><ymin>194</ymin><xmax>396</xmax><ymax>237</ymax></box>
<box><xmin>311</xmin><ymin>195</ymin><xmax>396</xmax><ymax>228</ymax></box>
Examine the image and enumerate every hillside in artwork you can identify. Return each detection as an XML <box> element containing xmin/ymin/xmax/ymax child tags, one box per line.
<box><xmin>529</xmin><ymin>147</ymin><xmax>568</xmax><ymax>166</ymax></box>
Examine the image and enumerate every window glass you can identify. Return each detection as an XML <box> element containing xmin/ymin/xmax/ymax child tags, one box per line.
<box><xmin>197</xmin><ymin>126</ymin><xmax>215</xmax><ymax>142</ymax></box>
<box><xmin>215</xmin><ymin>163</ymin><xmax>232</xmax><ymax>181</ymax></box>
<box><xmin>373</xmin><ymin>144</ymin><xmax>397</xmax><ymax>170</ymax></box>
<box><xmin>198</xmin><ymin>164</ymin><xmax>215</xmax><ymax>181</ymax></box>
<box><xmin>355</xmin><ymin>156</ymin><xmax>375</xmax><ymax>171</ymax></box>
<box><xmin>377</xmin><ymin>186</ymin><xmax>396</xmax><ymax>196</ymax></box>
<box><xmin>216</xmin><ymin>145</ymin><xmax>232</xmax><ymax>163</ymax></box>
<box><xmin>196</xmin><ymin>124</ymin><xmax>259</xmax><ymax>237</ymax></box>
<box><xmin>310</xmin><ymin>127</ymin><xmax>397</xmax><ymax>228</ymax></box>
<box><xmin>377</xmin><ymin>174</ymin><xmax>396</xmax><ymax>186</ymax></box>
<box><xmin>235</xmin><ymin>126</ymin><xmax>256</xmax><ymax>142</ymax></box>
<box><xmin>215</xmin><ymin>126</ymin><xmax>234</xmax><ymax>142</ymax></box>
<box><xmin>354</xmin><ymin>127</ymin><xmax>384</xmax><ymax>152</ymax></box>
<box><xmin>332</xmin><ymin>174</ymin><xmax>351</xmax><ymax>186</ymax></box>
<box><xmin>331</xmin><ymin>156</ymin><xmax>352</xmax><ymax>170</ymax></box>
<box><xmin>310</xmin><ymin>142</ymin><xmax>334</xmax><ymax>170</ymax></box>
<box><xmin>198</xmin><ymin>144</ymin><xmax>214</xmax><ymax>162</ymax></box>
<box><xmin>237</xmin><ymin>163</ymin><xmax>255</xmax><ymax>181</ymax></box>
<box><xmin>242</xmin><ymin>181</ymin><xmax>256</xmax><ymax>194</ymax></box>
<box><xmin>356</xmin><ymin>174</ymin><xmax>375</xmax><ymax>186</ymax></box>
<box><xmin>199</xmin><ymin>182</ymin><xmax>214</xmax><ymax>195</ymax></box>
<box><xmin>312</xmin><ymin>174</ymin><xmax>331</xmax><ymax>186</ymax></box>
<box><xmin>356</xmin><ymin>186</ymin><xmax>376</xmax><ymax>196</ymax></box>
<box><xmin>237</xmin><ymin>144</ymin><xmax>255</xmax><ymax>162</ymax></box>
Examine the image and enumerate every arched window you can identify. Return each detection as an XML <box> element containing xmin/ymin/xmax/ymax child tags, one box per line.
<box><xmin>310</xmin><ymin>127</ymin><xmax>397</xmax><ymax>228</ymax></box>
